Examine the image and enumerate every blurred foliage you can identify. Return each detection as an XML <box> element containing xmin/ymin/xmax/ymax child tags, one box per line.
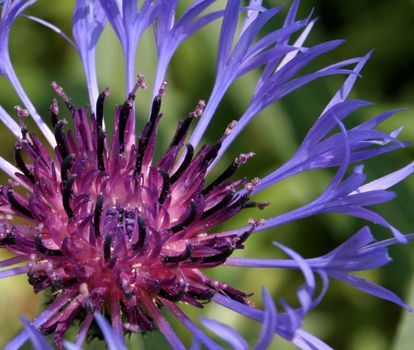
<box><xmin>1</xmin><ymin>0</ymin><xmax>414</xmax><ymax>349</ymax></box>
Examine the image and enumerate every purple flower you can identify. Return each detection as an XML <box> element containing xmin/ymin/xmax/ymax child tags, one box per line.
<box><xmin>0</xmin><ymin>1</ymin><xmax>412</xmax><ymax>349</ymax></box>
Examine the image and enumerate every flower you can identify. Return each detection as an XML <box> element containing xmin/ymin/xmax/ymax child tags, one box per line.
<box><xmin>0</xmin><ymin>0</ymin><xmax>413</xmax><ymax>349</ymax></box>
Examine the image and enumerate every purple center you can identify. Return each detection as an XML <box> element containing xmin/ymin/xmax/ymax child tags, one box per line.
<box><xmin>0</xmin><ymin>79</ymin><xmax>266</xmax><ymax>346</ymax></box>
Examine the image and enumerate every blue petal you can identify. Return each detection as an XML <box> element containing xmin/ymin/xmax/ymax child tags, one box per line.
<box><xmin>20</xmin><ymin>316</ymin><xmax>53</xmax><ymax>350</ymax></box>
<box><xmin>94</xmin><ymin>313</ymin><xmax>127</xmax><ymax>350</ymax></box>
<box><xmin>328</xmin><ymin>271</ymin><xmax>412</xmax><ymax>310</ymax></box>
<box><xmin>254</xmin><ymin>289</ymin><xmax>277</xmax><ymax>350</ymax></box>
<box><xmin>199</xmin><ymin>317</ymin><xmax>249</xmax><ymax>350</ymax></box>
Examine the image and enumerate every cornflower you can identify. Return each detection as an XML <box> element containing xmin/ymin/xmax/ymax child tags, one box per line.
<box><xmin>0</xmin><ymin>1</ymin><xmax>413</xmax><ymax>349</ymax></box>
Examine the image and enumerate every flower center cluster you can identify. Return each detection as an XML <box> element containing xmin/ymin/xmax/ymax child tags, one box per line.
<box><xmin>0</xmin><ymin>78</ymin><xmax>266</xmax><ymax>345</ymax></box>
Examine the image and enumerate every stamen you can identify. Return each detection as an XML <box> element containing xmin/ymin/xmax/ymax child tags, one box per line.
<box><xmin>129</xmin><ymin>73</ymin><xmax>147</xmax><ymax>98</ymax></box>
<box><xmin>96</xmin><ymin>87</ymin><xmax>110</xmax><ymax>130</ymax></box>
<box><xmin>54</xmin><ymin>120</ymin><xmax>70</xmax><ymax>160</ymax></box>
<box><xmin>224</xmin><ymin>120</ymin><xmax>238</xmax><ymax>137</ymax></box>
<box><xmin>0</xmin><ymin>232</ymin><xmax>16</xmax><ymax>246</ymax></box>
<box><xmin>14</xmin><ymin>143</ymin><xmax>35</xmax><ymax>184</ymax></box>
<box><xmin>93</xmin><ymin>193</ymin><xmax>104</xmax><ymax>237</ymax></box>
<box><xmin>198</xmin><ymin>248</ymin><xmax>234</xmax><ymax>264</ymax></box>
<box><xmin>15</xmin><ymin>106</ymin><xmax>29</xmax><ymax>139</ymax></box>
<box><xmin>202</xmin><ymin>153</ymin><xmax>255</xmax><ymax>196</ymax></box>
<box><xmin>62</xmin><ymin>174</ymin><xmax>77</xmax><ymax>218</ymax></box>
<box><xmin>202</xmin><ymin>143</ymin><xmax>221</xmax><ymax>167</ymax></box>
<box><xmin>159</xmin><ymin>288</ymin><xmax>186</xmax><ymax>302</ymax></box>
<box><xmin>161</xmin><ymin>243</ymin><xmax>192</xmax><ymax>263</ymax></box>
<box><xmin>14</xmin><ymin>105</ymin><xmax>29</xmax><ymax>118</ymax></box>
<box><xmin>60</xmin><ymin>154</ymin><xmax>75</xmax><ymax>183</ymax></box>
<box><xmin>201</xmin><ymin>192</ymin><xmax>233</xmax><ymax>220</ymax></box>
<box><xmin>118</xmin><ymin>99</ymin><xmax>134</xmax><ymax>152</ymax></box>
<box><xmin>170</xmin><ymin>201</ymin><xmax>197</xmax><ymax>233</ymax></box>
<box><xmin>49</xmin><ymin>99</ymin><xmax>59</xmax><ymax>129</ymax></box>
<box><xmin>242</xmin><ymin>201</ymin><xmax>269</xmax><ymax>210</ymax></box>
<box><xmin>97</xmin><ymin>128</ymin><xmax>106</xmax><ymax>171</ymax></box>
<box><xmin>170</xmin><ymin>101</ymin><xmax>205</xmax><ymax>147</ymax></box>
<box><xmin>187</xmin><ymin>286</ymin><xmax>215</xmax><ymax>302</ymax></box>
<box><xmin>104</xmin><ymin>233</ymin><xmax>112</xmax><ymax>262</ymax></box>
<box><xmin>158</xmin><ymin>168</ymin><xmax>170</xmax><ymax>204</ymax></box>
<box><xmin>7</xmin><ymin>189</ymin><xmax>33</xmax><ymax>219</ymax></box>
<box><xmin>236</xmin><ymin>219</ymin><xmax>265</xmax><ymax>248</ymax></box>
<box><xmin>190</xmin><ymin>100</ymin><xmax>205</xmax><ymax>119</ymax></box>
<box><xmin>150</xmin><ymin>96</ymin><xmax>162</xmax><ymax>123</ymax></box>
<box><xmin>158</xmin><ymin>80</ymin><xmax>168</xmax><ymax>97</ymax></box>
<box><xmin>51</xmin><ymin>81</ymin><xmax>75</xmax><ymax>112</ymax></box>
<box><xmin>244</xmin><ymin>177</ymin><xmax>261</xmax><ymax>192</ymax></box>
<box><xmin>132</xmin><ymin>216</ymin><xmax>146</xmax><ymax>251</ymax></box>
<box><xmin>170</xmin><ymin>144</ymin><xmax>194</xmax><ymax>184</ymax></box>
<box><xmin>34</xmin><ymin>236</ymin><xmax>63</xmax><ymax>257</ymax></box>
<box><xmin>134</xmin><ymin>136</ymin><xmax>146</xmax><ymax>175</ymax></box>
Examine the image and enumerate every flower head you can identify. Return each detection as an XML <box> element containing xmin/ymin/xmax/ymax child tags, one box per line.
<box><xmin>0</xmin><ymin>1</ymin><xmax>413</xmax><ymax>349</ymax></box>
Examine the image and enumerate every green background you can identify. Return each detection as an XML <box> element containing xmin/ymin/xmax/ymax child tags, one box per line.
<box><xmin>1</xmin><ymin>0</ymin><xmax>414</xmax><ymax>349</ymax></box>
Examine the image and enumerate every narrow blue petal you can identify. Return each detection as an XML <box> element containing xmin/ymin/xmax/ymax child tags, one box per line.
<box><xmin>232</xmin><ymin>6</ymin><xmax>282</xmax><ymax>63</ymax></box>
<box><xmin>356</xmin><ymin>161</ymin><xmax>414</xmax><ymax>193</ymax></box>
<box><xmin>20</xmin><ymin>317</ymin><xmax>53</xmax><ymax>350</ymax></box>
<box><xmin>274</xmin><ymin>242</ymin><xmax>315</xmax><ymax>291</ymax></box>
<box><xmin>323</xmin><ymin>51</ymin><xmax>372</xmax><ymax>111</ymax></box>
<box><xmin>328</xmin><ymin>271</ymin><xmax>412</xmax><ymax>310</ymax></box>
<box><xmin>254</xmin><ymin>289</ymin><xmax>277</xmax><ymax>350</ymax></box>
<box><xmin>94</xmin><ymin>313</ymin><xmax>127</xmax><ymax>350</ymax></box>
<box><xmin>293</xmin><ymin>330</ymin><xmax>334</xmax><ymax>350</ymax></box>
<box><xmin>190</xmin><ymin>338</ymin><xmax>202</xmax><ymax>350</ymax></box>
<box><xmin>63</xmin><ymin>341</ymin><xmax>81</xmax><ymax>350</ymax></box>
<box><xmin>216</xmin><ymin>0</ymin><xmax>240</xmax><ymax>73</ymax></box>
<box><xmin>199</xmin><ymin>317</ymin><xmax>249</xmax><ymax>350</ymax></box>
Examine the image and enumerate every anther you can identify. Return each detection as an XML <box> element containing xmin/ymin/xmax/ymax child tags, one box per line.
<box><xmin>201</xmin><ymin>192</ymin><xmax>233</xmax><ymax>220</ymax></box>
<box><xmin>170</xmin><ymin>144</ymin><xmax>194</xmax><ymax>184</ymax></box>
<box><xmin>7</xmin><ymin>189</ymin><xmax>33</xmax><ymax>219</ymax></box>
<box><xmin>54</xmin><ymin>120</ymin><xmax>70</xmax><ymax>160</ymax></box>
<box><xmin>170</xmin><ymin>201</ymin><xmax>197</xmax><ymax>233</ymax></box>
<box><xmin>132</xmin><ymin>216</ymin><xmax>146</xmax><ymax>251</ymax></box>
<box><xmin>242</xmin><ymin>201</ymin><xmax>269</xmax><ymax>210</ymax></box>
<box><xmin>51</xmin><ymin>81</ymin><xmax>75</xmax><ymax>112</ymax></box>
<box><xmin>49</xmin><ymin>99</ymin><xmax>59</xmax><ymax>129</ymax></box>
<box><xmin>161</xmin><ymin>243</ymin><xmax>192</xmax><ymax>263</ymax></box>
<box><xmin>14</xmin><ymin>144</ymin><xmax>35</xmax><ymax>184</ymax></box>
<box><xmin>199</xmin><ymin>248</ymin><xmax>234</xmax><ymax>264</ymax></box>
<box><xmin>224</xmin><ymin>120</ymin><xmax>238</xmax><ymax>137</ymax></box>
<box><xmin>104</xmin><ymin>233</ymin><xmax>112</xmax><ymax>262</ymax></box>
<box><xmin>158</xmin><ymin>80</ymin><xmax>168</xmax><ymax>97</ymax></box>
<box><xmin>134</xmin><ymin>136</ymin><xmax>146</xmax><ymax>175</ymax></box>
<box><xmin>96</xmin><ymin>87</ymin><xmax>110</xmax><ymax>130</ymax></box>
<box><xmin>202</xmin><ymin>152</ymin><xmax>255</xmax><ymax>196</ymax></box>
<box><xmin>118</xmin><ymin>98</ymin><xmax>134</xmax><ymax>152</ymax></box>
<box><xmin>97</xmin><ymin>128</ymin><xmax>106</xmax><ymax>171</ymax></box>
<box><xmin>93</xmin><ymin>193</ymin><xmax>104</xmax><ymax>237</ymax></box>
<box><xmin>202</xmin><ymin>142</ymin><xmax>221</xmax><ymax>167</ymax></box>
<box><xmin>187</xmin><ymin>287</ymin><xmax>216</xmax><ymax>302</ymax></box>
<box><xmin>34</xmin><ymin>235</ymin><xmax>63</xmax><ymax>256</ymax></box>
<box><xmin>170</xmin><ymin>117</ymin><xmax>195</xmax><ymax>147</ymax></box>
<box><xmin>60</xmin><ymin>154</ymin><xmax>75</xmax><ymax>183</ymax></box>
<box><xmin>0</xmin><ymin>232</ymin><xmax>16</xmax><ymax>246</ymax></box>
<box><xmin>15</xmin><ymin>106</ymin><xmax>29</xmax><ymax>139</ymax></box>
<box><xmin>159</xmin><ymin>288</ymin><xmax>186</xmax><ymax>302</ymax></box>
<box><xmin>62</xmin><ymin>174</ymin><xmax>77</xmax><ymax>218</ymax></box>
<box><xmin>129</xmin><ymin>73</ymin><xmax>147</xmax><ymax>99</ymax></box>
<box><xmin>170</xmin><ymin>101</ymin><xmax>205</xmax><ymax>147</ymax></box>
<box><xmin>244</xmin><ymin>177</ymin><xmax>260</xmax><ymax>192</ymax></box>
<box><xmin>248</xmin><ymin>218</ymin><xmax>266</xmax><ymax>228</ymax></box>
<box><xmin>158</xmin><ymin>168</ymin><xmax>170</xmax><ymax>204</ymax></box>
<box><xmin>190</xmin><ymin>100</ymin><xmax>205</xmax><ymax>118</ymax></box>
<box><xmin>14</xmin><ymin>105</ymin><xmax>29</xmax><ymax>118</ymax></box>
